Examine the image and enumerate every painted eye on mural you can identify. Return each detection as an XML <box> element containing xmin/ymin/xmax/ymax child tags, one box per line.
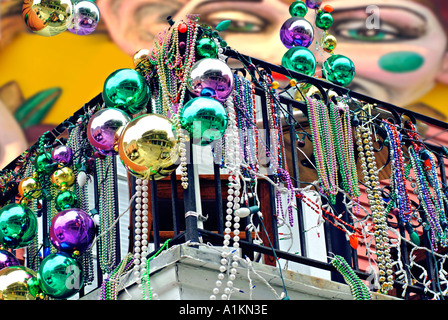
<box><xmin>330</xmin><ymin>6</ymin><xmax>427</xmax><ymax>43</ymax></box>
<box><xmin>200</xmin><ymin>11</ymin><xmax>266</xmax><ymax>33</ymax></box>
<box><xmin>331</xmin><ymin>20</ymin><xmax>410</xmax><ymax>42</ymax></box>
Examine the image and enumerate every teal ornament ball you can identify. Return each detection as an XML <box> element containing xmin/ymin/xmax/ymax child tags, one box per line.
<box><xmin>281</xmin><ymin>46</ymin><xmax>316</xmax><ymax>76</ymax></box>
<box><xmin>196</xmin><ymin>37</ymin><xmax>218</xmax><ymax>59</ymax></box>
<box><xmin>180</xmin><ymin>97</ymin><xmax>228</xmax><ymax>146</ymax></box>
<box><xmin>38</xmin><ymin>252</ymin><xmax>84</xmax><ymax>300</ymax></box>
<box><xmin>315</xmin><ymin>11</ymin><xmax>333</xmax><ymax>30</ymax></box>
<box><xmin>102</xmin><ymin>68</ymin><xmax>150</xmax><ymax>114</ymax></box>
<box><xmin>289</xmin><ymin>1</ymin><xmax>308</xmax><ymax>17</ymax></box>
<box><xmin>55</xmin><ymin>190</ymin><xmax>79</xmax><ymax>211</ymax></box>
<box><xmin>0</xmin><ymin>204</ymin><xmax>38</xmax><ymax>249</ymax></box>
<box><xmin>322</xmin><ymin>54</ymin><xmax>355</xmax><ymax>87</ymax></box>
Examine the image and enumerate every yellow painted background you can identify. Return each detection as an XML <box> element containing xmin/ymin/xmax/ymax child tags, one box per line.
<box><xmin>0</xmin><ymin>31</ymin><xmax>130</xmax><ymax>125</ymax></box>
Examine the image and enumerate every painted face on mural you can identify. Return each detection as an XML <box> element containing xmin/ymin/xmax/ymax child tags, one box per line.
<box><xmin>97</xmin><ymin>0</ymin><xmax>448</xmax><ymax>108</ymax></box>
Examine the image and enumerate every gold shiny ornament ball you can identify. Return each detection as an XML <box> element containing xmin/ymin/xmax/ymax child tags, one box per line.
<box><xmin>118</xmin><ymin>114</ymin><xmax>180</xmax><ymax>180</ymax></box>
<box><xmin>18</xmin><ymin>177</ymin><xmax>41</xmax><ymax>199</ymax></box>
<box><xmin>322</xmin><ymin>34</ymin><xmax>337</xmax><ymax>53</ymax></box>
<box><xmin>51</xmin><ymin>167</ymin><xmax>75</xmax><ymax>190</ymax></box>
<box><xmin>289</xmin><ymin>79</ymin><xmax>298</xmax><ymax>87</ymax></box>
<box><xmin>133</xmin><ymin>48</ymin><xmax>150</xmax><ymax>67</ymax></box>
<box><xmin>0</xmin><ymin>266</ymin><xmax>41</xmax><ymax>300</ymax></box>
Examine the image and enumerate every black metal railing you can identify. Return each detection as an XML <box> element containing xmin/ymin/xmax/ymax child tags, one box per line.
<box><xmin>2</xmin><ymin>48</ymin><xmax>448</xmax><ymax>300</ymax></box>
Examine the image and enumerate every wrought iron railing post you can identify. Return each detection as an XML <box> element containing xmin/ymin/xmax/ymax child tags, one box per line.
<box><xmin>184</xmin><ymin>141</ymin><xmax>200</xmax><ymax>244</ymax></box>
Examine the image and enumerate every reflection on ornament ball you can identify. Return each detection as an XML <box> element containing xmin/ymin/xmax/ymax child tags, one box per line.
<box><xmin>280</xmin><ymin>17</ymin><xmax>314</xmax><ymax>48</ymax></box>
<box><xmin>282</xmin><ymin>46</ymin><xmax>316</xmax><ymax>76</ymax></box>
<box><xmin>102</xmin><ymin>68</ymin><xmax>150</xmax><ymax>114</ymax></box>
<box><xmin>118</xmin><ymin>114</ymin><xmax>179</xmax><ymax>180</ymax></box>
<box><xmin>196</xmin><ymin>37</ymin><xmax>218</xmax><ymax>59</ymax></box>
<box><xmin>322</xmin><ymin>54</ymin><xmax>355</xmax><ymax>87</ymax></box>
<box><xmin>87</xmin><ymin>108</ymin><xmax>131</xmax><ymax>156</ymax></box>
<box><xmin>68</xmin><ymin>0</ymin><xmax>100</xmax><ymax>35</ymax></box>
<box><xmin>49</xmin><ymin>208</ymin><xmax>96</xmax><ymax>254</ymax></box>
<box><xmin>0</xmin><ymin>250</ymin><xmax>20</xmax><ymax>271</ymax></box>
<box><xmin>51</xmin><ymin>145</ymin><xmax>73</xmax><ymax>165</ymax></box>
<box><xmin>22</xmin><ymin>0</ymin><xmax>74</xmax><ymax>37</ymax></box>
<box><xmin>0</xmin><ymin>204</ymin><xmax>38</xmax><ymax>249</ymax></box>
<box><xmin>38</xmin><ymin>252</ymin><xmax>84</xmax><ymax>300</ymax></box>
<box><xmin>180</xmin><ymin>97</ymin><xmax>228</xmax><ymax>146</ymax></box>
<box><xmin>187</xmin><ymin>58</ymin><xmax>234</xmax><ymax>102</ymax></box>
<box><xmin>0</xmin><ymin>266</ymin><xmax>42</xmax><ymax>300</ymax></box>
<box><xmin>18</xmin><ymin>177</ymin><xmax>41</xmax><ymax>199</ymax></box>
<box><xmin>51</xmin><ymin>167</ymin><xmax>75</xmax><ymax>190</ymax></box>
<box><xmin>55</xmin><ymin>190</ymin><xmax>78</xmax><ymax>211</ymax></box>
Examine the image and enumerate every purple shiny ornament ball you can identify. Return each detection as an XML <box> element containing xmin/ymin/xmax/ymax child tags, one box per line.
<box><xmin>87</xmin><ymin>107</ymin><xmax>132</xmax><ymax>156</ymax></box>
<box><xmin>49</xmin><ymin>208</ymin><xmax>96</xmax><ymax>255</ymax></box>
<box><xmin>187</xmin><ymin>58</ymin><xmax>234</xmax><ymax>102</ymax></box>
<box><xmin>306</xmin><ymin>0</ymin><xmax>322</xmax><ymax>9</ymax></box>
<box><xmin>280</xmin><ymin>17</ymin><xmax>314</xmax><ymax>49</ymax></box>
<box><xmin>51</xmin><ymin>145</ymin><xmax>73</xmax><ymax>165</ymax></box>
<box><xmin>68</xmin><ymin>0</ymin><xmax>100</xmax><ymax>35</ymax></box>
<box><xmin>0</xmin><ymin>250</ymin><xmax>20</xmax><ymax>271</ymax></box>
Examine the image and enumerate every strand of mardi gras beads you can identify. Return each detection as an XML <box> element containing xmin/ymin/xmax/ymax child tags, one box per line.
<box><xmin>354</xmin><ymin>124</ymin><xmax>394</xmax><ymax>294</ymax></box>
<box><xmin>330</xmin><ymin>255</ymin><xmax>372</xmax><ymax>300</ymax></box>
<box><xmin>305</xmin><ymin>97</ymin><xmax>338</xmax><ymax>203</ymax></box>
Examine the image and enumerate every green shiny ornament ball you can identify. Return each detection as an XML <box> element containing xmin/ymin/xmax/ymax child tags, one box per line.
<box><xmin>0</xmin><ymin>204</ymin><xmax>38</xmax><ymax>249</ymax></box>
<box><xmin>38</xmin><ymin>252</ymin><xmax>84</xmax><ymax>300</ymax></box>
<box><xmin>180</xmin><ymin>97</ymin><xmax>228</xmax><ymax>146</ymax></box>
<box><xmin>281</xmin><ymin>46</ymin><xmax>316</xmax><ymax>76</ymax></box>
<box><xmin>196</xmin><ymin>37</ymin><xmax>218</xmax><ymax>59</ymax></box>
<box><xmin>55</xmin><ymin>190</ymin><xmax>79</xmax><ymax>211</ymax></box>
<box><xmin>315</xmin><ymin>11</ymin><xmax>333</xmax><ymax>30</ymax></box>
<box><xmin>289</xmin><ymin>1</ymin><xmax>308</xmax><ymax>17</ymax></box>
<box><xmin>102</xmin><ymin>68</ymin><xmax>150</xmax><ymax>114</ymax></box>
<box><xmin>34</xmin><ymin>152</ymin><xmax>54</xmax><ymax>174</ymax></box>
<box><xmin>322</xmin><ymin>54</ymin><xmax>355</xmax><ymax>87</ymax></box>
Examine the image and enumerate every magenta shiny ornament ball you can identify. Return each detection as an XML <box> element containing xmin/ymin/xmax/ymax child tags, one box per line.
<box><xmin>187</xmin><ymin>58</ymin><xmax>234</xmax><ymax>102</ymax></box>
<box><xmin>49</xmin><ymin>208</ymin><xmax>96</xmax><ymax>255</ymax></box>
<box><xmin>0</xmin><ymin>250</ymin><xmax>20</xmax><ymax>271</ymax></box>
<box><xmin>51</xmin><ymin>145</ymin><xmax>73</xmax><ymax>165</ymax></box>
<box><xmin>87</xmin><ymin>107</ymin><xmax>132</xmax><ymax>156</ymax></box>
<box><xmin>280</xmin><ymin>17</ymin><xmax>314</xmax><ymax>49</ymax></box>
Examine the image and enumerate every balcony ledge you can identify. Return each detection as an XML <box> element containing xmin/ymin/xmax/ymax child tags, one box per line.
<box><xmin>80</xmin><ymin>243</ymin><xmax>400</xmax><ymax>301</ymax></box>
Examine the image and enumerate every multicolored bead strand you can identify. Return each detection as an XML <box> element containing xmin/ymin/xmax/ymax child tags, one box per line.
<box><xmin>329</xmin><ymin>97</ymin><xmax>360</xmax><ymax>200</ymax></box>
<box><xmin>96</xmin><ymin>156</ymin><xmax>117</xmax><ymax>274</ymax></box>
<box><xmin>383</xmin><ymin>120</ymin><xmax>412</xmax><ymax>223</ymax></box>
<box><xmin>100</xmin><ymin>253</ymin><xmax>134</xmax><ymax>300</ymax></box>
<box><xmin>408</xmin><ymin>145</ymin><xmax>446</xmax><ymax>249</ymax></box>
<box><xmin>305</xmin><ymin>97</ymin><xmax>338</xmax><ymax>203</ymax></box>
